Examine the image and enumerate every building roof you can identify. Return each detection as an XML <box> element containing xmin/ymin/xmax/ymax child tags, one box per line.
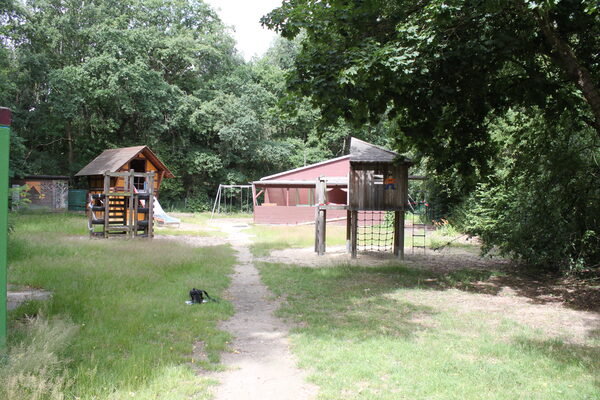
<box><xmin>253</xmin><ymin>177</ymin><xmax>348</xmax><ymax>188</ymax></box>
<box><xmin>260</xmin><ymin>155</ymin><xmax>350</xmax><ymax>181</ymax></box>
<box><xmin>75</xmin><ymin>146</ymin><xmax>174</xmax><ymax>178</ymax></box>
<box><xmin>349</xmin><ymin>137</ymin><xmax>412</xmax><ymax>164</ymax></box>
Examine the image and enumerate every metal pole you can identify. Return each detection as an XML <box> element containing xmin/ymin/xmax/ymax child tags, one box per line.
<box><xmin>0</xmin><ymin>107</ymin><xmax>11</xmax><ymax>348</ymax></box>
<box><xmin>211</xmin><ymin>185</ymin><xmax>221</xmax><ymax>219</ymax></box>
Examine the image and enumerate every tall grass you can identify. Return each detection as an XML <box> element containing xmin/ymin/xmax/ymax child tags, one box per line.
<box><xmin>7</xmin><ymin>212</ymin><xmax>235</xmax><ymax>399</ymax></box>
<box><xmin>1</xmin><ymin>315</ymin><xmax>78</xmax><ymax>400</ymax></box>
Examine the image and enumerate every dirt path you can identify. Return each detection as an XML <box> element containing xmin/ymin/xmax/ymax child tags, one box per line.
<box><xmin>209</xmin><ymin>220</ymin><xmax>318</xmax><ymax>400</ymax></box>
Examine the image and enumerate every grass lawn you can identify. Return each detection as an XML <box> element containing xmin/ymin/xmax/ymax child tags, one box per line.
<box><xmin>3</xmin><ymin>212</ymin><xmax>235</xmax><ymax>399</ymax></box>
<box><xmin>248</xmin><ymin>224</ymin><xmax>348</xmax><ymax>257</ymax></box>
<box><xmin>258</xmin><ymin>261</ymin><xmax>600</xmax><ymax>400</ymax></box>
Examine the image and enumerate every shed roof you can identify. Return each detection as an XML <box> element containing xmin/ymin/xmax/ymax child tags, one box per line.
<box><xmin>75</xmin><ymin>146</ymin><xmax>174</xmax><ymax>178</ymax></box>
<box><xmin>350</xmin><ymin>138</ymin><xmax>411</xmax><ymax>164</ymax></box>
<box><xmin>14</xmin><ymin>175</ymin><xmax>70</xmax><ymax>180</ymax></box>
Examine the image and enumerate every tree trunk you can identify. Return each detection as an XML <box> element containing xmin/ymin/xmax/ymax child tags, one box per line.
<box><xmin>537</xmin><ymin>10</ymin><xmax>600</xmax><ymax>136</ymax></box>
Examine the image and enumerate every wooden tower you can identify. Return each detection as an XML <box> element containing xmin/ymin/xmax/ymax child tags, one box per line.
<box><xmin>315</xmin><ymin>138</ymin><xmax>412</xmax><ymax>258</ymax></box>
<box><xmin>87</xmin><ymin>171</ymin><xmax>155</xmax><ymax>238</ymax></box>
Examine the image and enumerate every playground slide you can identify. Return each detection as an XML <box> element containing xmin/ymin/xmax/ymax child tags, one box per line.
<box><xmin>153</xmin><ymin>198</ymin><xmax>181</xmax><ymax>226</ymax></box>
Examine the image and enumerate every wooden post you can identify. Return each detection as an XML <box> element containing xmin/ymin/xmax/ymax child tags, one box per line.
<box><xmin>346</xmin><ymin>210</ymin><xmax>351</xmax><ymax>252</ymax></box>
<box><xmin>315</xmin><ymin>177</ymin><xmax>327</xmax><ymax>255</ymax></box>
<box><xmin>351</xmin><ymin>210</ymin><xmax>358</xmax><ymax>259</ymax></box>
<box><xmin>148</xmin><ymin>173</ymin><xmax>154</xmax><ymax>238</ymax></box>
<box><xmin>251</xmin><ymin>184</ymin><xmax>257</xmax><ymax>206</ymax></box>
<box><xmin>133</xmin><ymin>188</ymin><xmax>139</xmax><ymax>237</ymax></box>
<box><xmin>103</xmin><ymin>173</ymin><xmax>110</xmax><ymax>238</ymax></box>
<box><xmin>393</xmin><ymin>210</ymin><xmax>405</xmax><ymax>259</ymax></box>
<box><xmin>128</xmin><ymin>170</ymin><xmax>135</xmax><ymax>238</ymax></box>
<box><xmin>315</xmin><ymin>208</ymin><xmax>326</xmax><ymax>255</ymax></box>
<box><xmin>87</xmin><ymin>192</ymin><xmax>93</xmax><ymax>237</ymax></box>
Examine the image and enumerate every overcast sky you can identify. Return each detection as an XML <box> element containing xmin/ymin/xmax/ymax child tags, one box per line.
<box><xmin>204</xmin><ymin>0</ymin><xmax>283</xmax><ymax>61</ymax></box>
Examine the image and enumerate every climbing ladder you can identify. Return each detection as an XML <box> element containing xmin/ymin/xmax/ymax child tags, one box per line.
<box><xmin>411</xmin><ymin>201</ymin><xmax>427</xmax><ymax>254</ymax></box>
<box><xmin>411</xmin><ymin>210</ymin><xmax>426</xmax><ymax>253</ymax></box>
<box><xmin>88</xmin><ymin>171</ymin><xmax>155</xmax><ymax>238</ymax></box>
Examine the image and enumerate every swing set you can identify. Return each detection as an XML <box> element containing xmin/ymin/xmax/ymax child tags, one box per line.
<box><xmin>210</xmin><ymin>184</ymin><xmax>253</xmax><ymax>218</ymax></box>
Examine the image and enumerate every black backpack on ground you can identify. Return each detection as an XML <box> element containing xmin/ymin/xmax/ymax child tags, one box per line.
<box><xmin>189</xmin><ymin>288</ymin><xmax>216</xmax><ymax>304</ymax></box>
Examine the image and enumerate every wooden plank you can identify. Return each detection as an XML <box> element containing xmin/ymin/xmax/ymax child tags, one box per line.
<box><xmin>317</xmin><ymin>205</ymin><xmax>348</xmax><ymax>210</ymax></box>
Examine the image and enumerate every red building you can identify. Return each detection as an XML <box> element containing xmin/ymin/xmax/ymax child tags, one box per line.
<box><xmin>252</xmin><ymin>155</ymin><xmax>351</xmax><ymax>224</ymax></box>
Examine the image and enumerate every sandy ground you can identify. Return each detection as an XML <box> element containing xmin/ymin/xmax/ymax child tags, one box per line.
<box><xmin>207</xmin><ymin>220</ymin><xmax>318</xmax><ymax>400</ymax></box>
<box><xmin>256</xmin><ymin>241</ymin><xmax>510</xmax><ymax>273</ymax></box>
<box><xmin>255</xmin><ymin>241</ymin><xmax>600</xmax><ymax>345</ymax></box>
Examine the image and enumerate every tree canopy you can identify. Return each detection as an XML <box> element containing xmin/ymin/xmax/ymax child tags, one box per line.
<box><xmin>1</xmin><ymin>0</ymin><xmax>373</xmax><ymax>208</ymax></box>
<box><xmin>264</xmin><ymin>0</ymin><xmax>600</xmax><ymax>183</ymax></box>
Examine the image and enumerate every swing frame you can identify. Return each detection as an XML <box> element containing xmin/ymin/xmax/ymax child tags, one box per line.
<box><xmin>210</xmin><ymin>184</ymin><xmax>253</xmax><ymax>218</ymax></box>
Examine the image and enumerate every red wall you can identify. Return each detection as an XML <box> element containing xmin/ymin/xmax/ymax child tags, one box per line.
<box><xmin>254</xmin><ymin>206</ymin><xmax>348</xmax><ymax>225</ymax></box>
<box><xmin>256</xmin><ymin>156</ymin><xmax>351</xmax><ymax>224</ymax></box>
<box><xmin>262</xmin><ymin>156</ymin><xmax>350</xmax><ymax>207</ymax></box>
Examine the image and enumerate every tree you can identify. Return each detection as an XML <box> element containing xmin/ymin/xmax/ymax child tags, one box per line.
<box><xmin>263</xmin><ymin>0</ymin><xmax>600</xmax><ymax>270</ymax></box>
<box><xmin>263</xmin><ymin>0</ymin><xmax>600</xmax><ymax>193</ymax></box>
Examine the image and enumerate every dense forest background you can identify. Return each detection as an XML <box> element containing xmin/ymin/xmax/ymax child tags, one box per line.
<box><xmin>2</xmin><ymin>0</ymin><xmax>599</xmax><ymax>272</ymax></box>
<box><xmin>0</xmin><ymin>0</ymin><xmax>388</xmax><ymax>206</ymax></box>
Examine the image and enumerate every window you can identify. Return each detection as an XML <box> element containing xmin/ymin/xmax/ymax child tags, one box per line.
<box><xmin>129</xmin><ymin>159</ymin><xmax>146</xmax><ymax>190</ymax></box>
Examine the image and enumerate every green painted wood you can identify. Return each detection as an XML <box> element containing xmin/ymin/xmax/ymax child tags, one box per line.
<box><xmin>0</xmin><ymin>116</ymin><xmax>10</xmax><ymax>347</ymax></box>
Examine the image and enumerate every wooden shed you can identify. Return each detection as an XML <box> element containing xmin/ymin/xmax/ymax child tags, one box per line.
<box><xmin>75</xmin><ymin>146</ymin><xmax>174</xmax><ymax>195</ymax></box>
<box><xmin>11</xmin><ymin>175</ymin><xmax>69</xmax><ymax>211</ymax></box>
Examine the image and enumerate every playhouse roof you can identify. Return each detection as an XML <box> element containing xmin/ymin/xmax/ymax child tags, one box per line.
<box><xmin>349</xmin><ymin>138</ymin><xmax>412</xmax><ymax>164</ymax></box>
<box><xmin>75</xmin><ymin>146</ymin><xmax>174</xmax><ymax>178</ymax></box>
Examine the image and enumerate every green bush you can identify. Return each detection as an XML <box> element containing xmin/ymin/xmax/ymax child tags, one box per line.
<box><xmin>185</xmin><ymin>193</ymin><xmax>212</xmax><ymax>212</ymax></box>
<box><xmin>465</xmin><ymin>109</ymin><xmax>600</xmax><ymax>271</ymax></box>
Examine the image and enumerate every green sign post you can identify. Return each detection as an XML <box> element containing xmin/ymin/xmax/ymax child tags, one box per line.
<box><xmin>0</xmin><ymin>107</ymin><xmax>10</xmax><ymax>348</ymax></box>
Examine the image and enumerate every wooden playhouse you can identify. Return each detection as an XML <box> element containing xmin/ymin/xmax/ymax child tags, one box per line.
<box><xmin>75</xmin><ymin>146</ymin><xmax>174</xmax><ymax>238</ymax></box>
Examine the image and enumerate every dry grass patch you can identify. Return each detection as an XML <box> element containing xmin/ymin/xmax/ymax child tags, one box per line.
<box><xmin>258</xmin><ymin>261</ymin><xmax>600</xmax><ymax>400</ymax></box>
